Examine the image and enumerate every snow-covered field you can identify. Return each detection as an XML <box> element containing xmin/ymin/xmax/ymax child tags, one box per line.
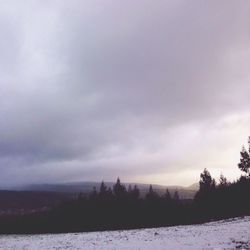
<box><xmin>0</xmin><ymin>217</ymin><xmax>249</xmax><ymax>249</ymax></box>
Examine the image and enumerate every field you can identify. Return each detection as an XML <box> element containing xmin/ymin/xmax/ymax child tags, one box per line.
<box><xmin>0</xmin><ymin>216</ymin><xmax>249</xmax><ymax>249</ymax></box>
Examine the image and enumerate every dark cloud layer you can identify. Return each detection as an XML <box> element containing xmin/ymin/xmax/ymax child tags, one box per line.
<box><xmin>0</xmin><ymin>1</ymin><xmax>250</xmax><ymax>186</ymax></box>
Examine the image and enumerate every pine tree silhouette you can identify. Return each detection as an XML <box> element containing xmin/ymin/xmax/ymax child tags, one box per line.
<box><xmin>238</xmin><ymin>137</ymin><xmax>250</xmax><ymax>177</ymax></box>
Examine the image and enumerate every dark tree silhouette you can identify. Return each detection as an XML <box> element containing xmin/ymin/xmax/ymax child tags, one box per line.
<box><xmin>113</xmin><ymin>177</ymin><xmax>127</xmax><ymax>199</ymax></box>
<box><xmin>145</xmin><ymin>185</ymin><xmax>159</xmax><ymax>201</ymax></box>
<box><xmin>106</xmin><ymin>187</ymin><xmax>113</xmax><ymax>200</ymax></box>
<box><xmin>199</xmin><ymin>168</ymin><xmax>216</xmax><ymax>193</ymax></box>
<box><xmin>163</xmin><ymin>188</ymin><xmax>171</xmax><ymax>200</ymax></box>
<box><xmin>128</xmin><ymin>185</ymin><xmax>140</xmax><ymax>200</ymax></box>
<box><xmin>218</xmin><ymin>174</ymin><xmax>228</xmax><ymax>187</ymax></box>
<box><xmin>99</xmin><ymin>181</ymin><xmax>108</xmax><ymax>200</ymax></box>
<box><xmin>238</xmin><ymin>137</ymin><xmax>250</xmax><ymax>176</ymax></box>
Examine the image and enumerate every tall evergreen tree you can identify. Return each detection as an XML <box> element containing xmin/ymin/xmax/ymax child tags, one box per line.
<box><xmin>163</xmin><ymin>188</ymin><xmax>171</xmax><ymax>200</ymax></box>
<box><xmin>195</xmin><ymin>168</ymin><xmax>216</xmax><ymax>201</ymax></box>
<box><xmin>219</xmin><ymin>174</ymin><xmax>228</xmax><ymax>187</ymax></box>
<box><xmin>146</xmin><ymin>185</ymin><xmax>159</xmax><ymax>201</ymax></box>
<box><xmin>199</xmin><ymin>168</ymin><xmax>216</xmax><ymax>193</ymax></box>
<box><xmin>99</xmin><ymin>181</ymin><xmax>108</xmax><ymax>200</ymax></box>
<box><xmin>113</xmin><ymin>177</ymin><xmax>127</xmax><ymax>199</ymax></box>
<box><xmin>238</xmin><ymin>137</ymin><xmax>250</xmax><ymax>177</ymax></box>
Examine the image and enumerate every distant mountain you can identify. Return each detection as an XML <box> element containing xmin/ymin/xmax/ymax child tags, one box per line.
<box><xmin>17</xmin><ymin>181</ymin><xmax>198</xmax><ymax>199</ymax></box>
<box><xmin>187</xmin><ymin>182</ymin><xmax>199</xmax><ymax>190</ymax></box>
<box><xmin>0</xmin><ymin>182</ymin><xmax>199</xmax><ymax>213</ymax></box>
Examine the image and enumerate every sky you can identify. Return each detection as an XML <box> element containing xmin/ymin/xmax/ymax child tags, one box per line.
<box><xmin>0</xmin><ymin>0</ymin><xmax>250</xmax><ymax>187</ymax></box>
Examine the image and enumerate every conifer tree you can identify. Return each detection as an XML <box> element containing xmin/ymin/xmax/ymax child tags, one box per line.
<box><xmin>132</xmin><ymin>185</ymin><xmax>140</xmax><ymax>200</ymax></box>
<box><xmin>238</xmin><ymin>137</ymin><xmax>250</xmax><ymax>177</ymax></box>
<box><xmin>146</xmin><ymin>185</ymin><xmax>159</xmax><ymax>200</ymax></box>
<box><xmin>113</xmin><ymin>177</ymin><xmax>127</xmax><ymax>199</ymax></box>
<box><xmin>199</xmin><ymin>168</ymin><xmax>216</xmax><ymax>193</ymax></box>
<box><xmin>163</xmin><ymin>188</ymin><xmax>171</xmax><ymax>200</ymax></box>
<box><xmin>99</xmin><ymin>181</ymin><xmax>108</xmax><ymax>199</ymax></box>
<box><xmin>219</xmin><ymin>174</ymin><xmax>228</xmax><ymax>187</ymax></box>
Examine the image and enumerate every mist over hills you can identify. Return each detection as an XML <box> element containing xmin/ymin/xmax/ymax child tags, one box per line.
<box><xmin>15</xmin><ymin>181</ymin><xmax>198</xmax><ymax>199</ymax></box>
<box><xmin>0</xmin><ymin>182</ymin><xmax>198</xmax><ymax>213</ymax></box>
<box><xmin>0</xmin><ymin>181</ymin><xmax>197</xmax><ymax>216</ymax></box>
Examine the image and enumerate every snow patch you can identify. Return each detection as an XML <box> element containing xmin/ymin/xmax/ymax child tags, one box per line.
<box><xmin>0</xmin><ymin>216</ymin><xmax>250</xmax><ymax>249</ymax></box>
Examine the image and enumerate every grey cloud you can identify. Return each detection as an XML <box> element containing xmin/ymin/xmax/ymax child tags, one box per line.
<box><xmin>0</xmin><ymin>0</ymin><xmax>250</xmax><ymax>186</ymax></box>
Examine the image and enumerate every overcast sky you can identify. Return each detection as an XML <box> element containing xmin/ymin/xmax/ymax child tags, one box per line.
<box><xmin>0</xmin><ymin>0</ymin><xmax>250</xmax><ymax>187</ymax></box>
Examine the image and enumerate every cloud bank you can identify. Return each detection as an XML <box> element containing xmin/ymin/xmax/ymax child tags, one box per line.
<box><xmin>0</xmin><ymin>0</ymin><xmax>250</xmax><ymax>186</ymax></box>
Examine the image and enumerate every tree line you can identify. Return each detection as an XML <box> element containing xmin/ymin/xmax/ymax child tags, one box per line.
<box><xmin>0</xmin><ymin>137</ymin><xmax>249</xmax><ymax>234</ymax></box>
<box><xmin>78</xmin><ymin>178</ymin><xmax>180</xmax><ymax>203</ymax></box>
<box><xmin>194</xmin><ymin>136</ymin><xmax>250</xmax><ymax>220</ymax></box>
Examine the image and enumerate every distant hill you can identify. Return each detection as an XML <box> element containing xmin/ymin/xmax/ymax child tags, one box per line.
<box><xmin>0</xmin><ymin>182</ymin><xmax>198</xmax><ymax>215</ymax></box>
<box><xmin>187</xmin><ymin>182</ymin><xmax>199</xmax><ymax>190</ymax></box>
<box><xmin>16</xmin><ymin>181</ymin><xmax>198</xmax><ymax>199</ymax></box>
<box><xmin>0</xmin><ymin>190</ymin><xmax>72</xmax><ymax>215</ymax></box>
